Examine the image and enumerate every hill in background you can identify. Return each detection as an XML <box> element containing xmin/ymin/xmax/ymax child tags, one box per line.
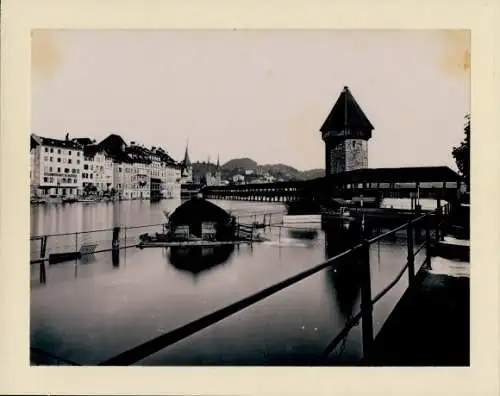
<box><xmin>192</xmin><ymin>157</ymin><xmax>324</xmax><ymax>183</ymax></box>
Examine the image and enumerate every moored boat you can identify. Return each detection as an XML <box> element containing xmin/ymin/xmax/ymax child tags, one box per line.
<box><xmin>62</xmin><ymin>196</ymin><xmax>78</xmax><ymax>203</ymax></box>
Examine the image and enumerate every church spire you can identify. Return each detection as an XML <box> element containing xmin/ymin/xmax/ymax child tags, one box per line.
<box><xmin>182</xmin><ymin>141</ymin><xmax>191</xmax><ymax>168</ymax></box>
<box><xmin>216</xmin><ymin>154</ymin><xmax>220</xmax><ymax>169</ymax></box>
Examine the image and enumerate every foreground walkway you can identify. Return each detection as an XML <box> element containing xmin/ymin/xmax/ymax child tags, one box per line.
<box><xmin>363</xmin><ymin>236</ymin><xmax>470</xmax><ymax>366</ymax></box>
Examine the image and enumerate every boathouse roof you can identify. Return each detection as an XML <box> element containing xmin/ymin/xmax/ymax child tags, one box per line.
<box><xmin>169</xmin><ymin>197</ymin><xmax>232</xmax><ymax>228</ymax></box>
<box><xmin>320</xmin><ymin>86</ymin><xmax>374</xmax><ymax>133</ymax></box>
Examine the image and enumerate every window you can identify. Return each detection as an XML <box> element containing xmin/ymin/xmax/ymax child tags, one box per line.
<box><xmin>44</xmin><ymin>148</ymin><xmax>48</xmax><ymax>153</ymax></box>
<box><xmin>90</xmin><ymin>174</ymin><xmax>93</xmax><ymax>179</ymax></box>
<box><xmin>57</xmin><ymin>149</ymin><xmax>61</xmax><ymax>154</ymax></box>
<box><xmin>72</xmin><ymin>169</ymin><xmax>76</xmax><ymax>173</ymax></box>
<box><xmin>57</xmin><ymin>167</ymin><xmax>61</xmax><ymax>173</ymax></box>
<box><xmin>84</xmin><ymin>164</ymin><xmax>88</xmax><ymax>170</ymax></box>
<box><xmin>62</xmin><ymin>178</ymin><xmax>66</xmax><ymax>183</ymax></box>
<box><xmin>50</xmin><ymin>157</ymin><xmax>53</xmax><ymax>162</ymax></box>
<box><xmin>49</xmin><ymin>177</ymin><xmax>54</xmax><ymax>183</ymax></box>
<box><xmin>77</xmin><ymin>160</ymin><xmax>80</xmax><ymax>164</ymax></box>
<box><xmin>77</xmin><ymin>152</ymin><xmax>80</xmax><ymax>157</ymax></box>
<box><xmin>68</xmin><ymin>159</ymin><xmax>72</xmax><ymax>164</ymax></box>
<box><xmin>49</xmin><ymin>167</ymin><xmax>53</xmax><ymax>172</ymax></box>
<box><xmin>57</xmin><ymin>158</ymin><xmax>61</xmax><ymax>163</ymax></box>
<box><xmin>69</xmin><ymin>151</ymin><xmax>72</xmax><ymax>155</ymax></box>
<box><xmin>50</xmin><ymin>148</ymin><xmax>54</xmax><ymax>153</ymax></box>
<box><xmin>64</xmin><ymin>168</ymin><xmax>69</xmax><ymax>173</ymax></box>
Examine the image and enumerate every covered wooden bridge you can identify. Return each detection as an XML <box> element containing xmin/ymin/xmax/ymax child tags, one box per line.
<box><xmin>201</xmin><ymin>166</ymin><xmax>463</xmax><ymax>203</ymax></box>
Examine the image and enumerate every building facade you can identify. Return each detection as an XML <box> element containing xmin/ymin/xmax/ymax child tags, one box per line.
<box><xmin>205</xmin><ymin>155</ymin><xmax>222</xmax><ymax>186</ymax></box>
<box><xmin>321</xmin><ymin>86</ymin><xmax>374</xmax><ymax>176</ymax></box>
<box><xmin>30</xmin><ymin>134</ymin><xmax>84</xmax><ymax>198</ymax></box>
<box><xmin>30</xmin><ymin>133</ymin><xmax>182</xmax><ymax>200</ymax></box>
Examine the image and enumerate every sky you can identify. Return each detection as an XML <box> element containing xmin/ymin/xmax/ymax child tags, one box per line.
<box><xmin>32</xmin><ymin>29</ymin><xmax>470</xmax><ymax>171</ymax></box>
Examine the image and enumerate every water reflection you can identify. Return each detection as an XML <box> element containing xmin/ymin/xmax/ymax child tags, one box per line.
<box><xmin>167</xmin><ymin>245</ymin><xmax>235</xmax><ymax>276</ymax></box>
<box><xmin>112</xmin><ymin>249</ymin><xmax>120</xmax><ymax>268</ymax></box>
<box><xmin>323</xmin><ymin>221</ymin><xmax>365</xmax><ymax>320</ymax></box>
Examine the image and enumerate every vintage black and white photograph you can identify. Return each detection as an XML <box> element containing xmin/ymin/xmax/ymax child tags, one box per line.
<box><xmin>29</xmin><ymin>29</ymin><xmax>470</xmax><ymax>367</ymax></box>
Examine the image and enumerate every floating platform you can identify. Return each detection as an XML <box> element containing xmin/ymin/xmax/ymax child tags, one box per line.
<box><xmin>137</xmin><ymin>239</ymin><xmax>265</xmax><ymax>248</ymax></box>
<box><xmin>283</xmin><ymin>215</ymin><xmax>322</xmax><ymax>224</ymax></box>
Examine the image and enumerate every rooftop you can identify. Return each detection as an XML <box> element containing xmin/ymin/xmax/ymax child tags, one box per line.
<box><xmin>320</xmin><ymin>86</ymin><xmax>374</xmax><ymax>133</ymax></box>
<box><xmin>34</xmin><ymin>135</ymin><xmax>83</xmax><ymax>150</ymax></box>
<box><xmin>323</xmin><ymin>166</ymin><xmax>461</xmax><ymax>183</ymax></box>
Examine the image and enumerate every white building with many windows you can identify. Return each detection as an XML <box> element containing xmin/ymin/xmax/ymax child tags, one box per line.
<box><xmin>30</xmin><ymin>134</ymin><xmax>84</xmax><ymax>198</ymax></box>
<box><xmin>30</xmin><ymin>133</ymin><xmax>183</xmax><ymax>201</ymax></box>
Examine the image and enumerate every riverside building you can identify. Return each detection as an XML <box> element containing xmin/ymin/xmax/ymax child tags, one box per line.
<box><xmin>30</xmin><ymin>133</ymin><xmax>183</xmax><ymax>200</ymax></box>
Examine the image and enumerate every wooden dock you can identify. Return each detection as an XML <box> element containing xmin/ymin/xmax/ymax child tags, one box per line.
<box><xmin>137</xmin><ymin>240</ymin><xmax>256</xmax><ymax>248</ymax></box>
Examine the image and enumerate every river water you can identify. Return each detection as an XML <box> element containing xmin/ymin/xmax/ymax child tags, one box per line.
<box><xmin>30</xmin><ymin>199</ymin><xmax>427</xmax><ymax>365</ymax></box>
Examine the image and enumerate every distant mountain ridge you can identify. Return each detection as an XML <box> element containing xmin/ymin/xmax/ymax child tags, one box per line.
<box><xmin>192</xmin><ymin>157</ymin><xmax>324</xmax><ymax>182</ymax></box>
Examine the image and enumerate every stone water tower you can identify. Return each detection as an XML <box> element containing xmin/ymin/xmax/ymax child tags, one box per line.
<box><xmin>320</xmin><ymin>86</ymin><xmax>374</xmax><ymax>175</ymax></box>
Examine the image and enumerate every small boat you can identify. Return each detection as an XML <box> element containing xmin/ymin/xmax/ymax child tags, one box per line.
<box><xmin>46</xmin><ymin>195</ymin><xmax>63</xmax><ymax>203</ymax></box>
<box><xmin>30</xmin><ymin>198</ymin><xmax>47</xmax><ymax>204</ymax></box>
<box><xmin>62</xmin><ymin>196</ymin><xmax>78</xmax><ymax>203</ymax></box>
<box><xmin>78</xmin><ymin>196</ymin><xmax>97</xmax><ymax>203</ymax></box>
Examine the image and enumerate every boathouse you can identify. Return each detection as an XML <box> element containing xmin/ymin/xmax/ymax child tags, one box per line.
<box><xmin>168</xmin><ymin>197</ymin><xmax>235</xmax><ymax>241</ymax></box>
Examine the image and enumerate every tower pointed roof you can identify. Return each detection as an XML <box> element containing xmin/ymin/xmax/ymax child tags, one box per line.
<box><xmin>320</xmin><ymin>86</ymin><xmax>374</xmax><ymax>132</ymax></box>
<box><xmin>216</xmin><ymin>154</ymin><xmax>220</xmax><ymax>169</ymax></box>
<box><xmin>182</xmin><ymin>143</ymin><xmax>191</xmax><ymax>168</ymax></box>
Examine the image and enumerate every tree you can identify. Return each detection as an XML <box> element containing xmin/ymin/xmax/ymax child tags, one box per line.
<box><xmin>452</xmin><ymin>114</ymin><xmax>470</xmax><ymax>190</ymax></box>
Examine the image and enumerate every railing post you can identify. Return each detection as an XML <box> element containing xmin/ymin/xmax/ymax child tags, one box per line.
<box><xmin>425</xmin><ymin>219</ymin><xmax>432</xmax><ymax>269</ymax></box>
<box><xmin>435</xmin><ymin>209</ymin><xmax>440</xmax><ymax>243</ymax></box>
<box><xmin>112</xmin><ymin>227</ymin><xmax>121</xmax><ymax>249</ymax></box>
<box><xmin>436</xmin><ymin>205</ymin><xmax>444</xmax><ymax>242</ymax></box>
<box><xmin>360</xmin><ymin>240</ymin><xmax>374</xmax><ymax>357</ymax></box>
<box><xmin>75</xmin><ymin>232</ymin><xmax>79</xmax><ymax>263</ymax></box>
<box><xmin>40</xmin><ymin>260</ymin><xmax>46</xmax><ymax>284</ymax></box>
<box><xmin>407</xmin><ymin>222</ymin><xmax>415</xmax><ymax>282</ymax></box>
<box><xmin>40</xmin><ymin>236</ymin><xmax>47</xmax><ymax>260</ymax></box>
<box><xmin>39</xmin><ymin>235</ymin><xmax>47</xmax><ymax>284</ymax></box>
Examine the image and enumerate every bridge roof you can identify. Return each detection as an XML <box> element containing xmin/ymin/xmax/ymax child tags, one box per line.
<box><xmin>323</xmin><ymin>166</ymin><xmax>461</xmax><ymax>184</ymax></box>
<box><xmin>320</xmin><ymin>86</ymin><xmax>374</xmax><ymax>132</ymax></box>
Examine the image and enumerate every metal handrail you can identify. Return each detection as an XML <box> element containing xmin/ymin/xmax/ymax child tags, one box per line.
<box><xmin>30</xmin><ymin>222</ymin><xmax>167</xmax><ymax>240</ymax></box>
<box><xmin>29</xmin><ymin>212</ymin><xmax>286</xmax><ymax>240</ymax></box>
<box><xmin>99</xmin><ymin>205</ymin><xmax>447</xmax><ymax>365</ymax></box>
<box><xmin>33</xmin><ymin>202</ymin><xmax>450</xmax><ymax>365</ymax></box>
<box><xmin>98</xmin><ymin>245</ymin><xmax>362</xmax><ymax>365</ymax></box>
